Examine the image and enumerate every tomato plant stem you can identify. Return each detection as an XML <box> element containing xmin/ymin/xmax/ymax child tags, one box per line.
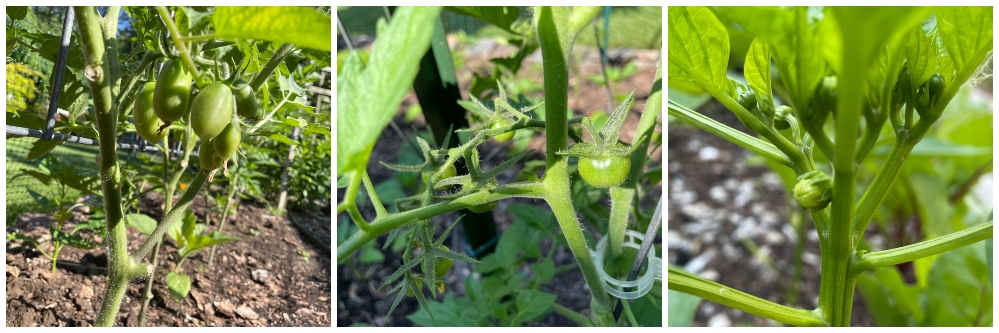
<box><xmin>536</xmin><ymin>6</ymin><xmax>614</xmax><ymax>325</ymax></box>
<box><xmin>155</xmin><ymin>6</ymin><xmax>208</xmax><ymax>89</ymax></box>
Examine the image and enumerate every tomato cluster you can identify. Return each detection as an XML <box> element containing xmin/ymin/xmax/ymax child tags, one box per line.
<box><xmin>134</xmin><ymin>58</ymin><xmax>261</xmax><ymax>172</ymax></box>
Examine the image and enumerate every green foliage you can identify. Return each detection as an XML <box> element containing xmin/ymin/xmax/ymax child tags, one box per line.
<box><xmin>669</xmin><ymin>5</ymin><xmax>992</xmax><ymax>327</ymax></box>
<box><xmin>337</xmin><ymin>6</ymin><xmax>661</xmax><ymax>327</ymax></box>
<box><xmin>213</xmin><ymin>7</ymin><xmax>331</xmax><ymax>51</ymax></box>
<box><xmin>337</xmin><ymin>6</ymin><xmax>443</xmax><ymax>177</ymax></box>
<box><xmin>6</xmin><ymin>62</ymin><xmax>44</xmax><ymax>114</ymax></box>
<box><xmin>586</xmin><ymin>62</ymin><xmax>638</xmax><ymax>86</ymax></box>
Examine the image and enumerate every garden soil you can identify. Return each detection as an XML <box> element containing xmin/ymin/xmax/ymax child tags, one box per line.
<box><xmin>6</xmin><ymin>191</ymin><xmax>332</xmax><ymax>327</ymax></box>
<box><xmin>337</xmin><ymin>41</ymin><xmax>662</xmax><ymax>326</ymax></box>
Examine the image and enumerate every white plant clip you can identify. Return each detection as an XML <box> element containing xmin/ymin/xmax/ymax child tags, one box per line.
<box><xmin>590</xmin><ymin>229</ymin><xmax>662</xmax><ymax>300</ymax></box>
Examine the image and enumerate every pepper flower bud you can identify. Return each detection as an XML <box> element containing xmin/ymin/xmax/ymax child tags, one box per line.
<box><xmin>774</xmin><ymin>105</ymin><xmax>793</xmax><ymax>130</ymax></box>
<box><xmin>793</xmin><ymin>170</ymin><xmax>832</xmax><ymax>210</ymax></box>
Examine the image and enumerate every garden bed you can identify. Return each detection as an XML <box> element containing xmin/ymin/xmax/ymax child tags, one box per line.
<box><xmin>337</xmin><ymin>41</ymin><xmax>662</xmax><ymax>326</ymax></box>
<box><xmin>6</xmin><ymin>191</ymin><xmax>332</xmax><ymax>327</ymax></box>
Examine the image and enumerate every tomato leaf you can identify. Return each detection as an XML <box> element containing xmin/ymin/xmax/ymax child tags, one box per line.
<box><xmin>444</xmin><ymin>7</ymin><xmax>519</xmax><ymax>33</ymax></box>
<box><xmin>337</xmin><ymin>7</ymin><xmax>442</xmax><ymax>178</ymax></box>
<box><xmin>213</xmin><ymin>7</ymin><xmax>331</xmax><ymax>51</ymax></box>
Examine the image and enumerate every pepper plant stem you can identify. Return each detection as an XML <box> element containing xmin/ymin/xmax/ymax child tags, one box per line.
<box><xmin>668</xmin><ymin>100</ymin><xmax>790</xmax><ymax>166</ymax></box>
<box><xmin>669</xmin><ymin>267</ymin><xmax>826</xmax><ymax>326</ymax></box>
<box><xmin>852</xmin><ymin>221</ymin><xmax>993</xmax><ymax>273</ymax></box>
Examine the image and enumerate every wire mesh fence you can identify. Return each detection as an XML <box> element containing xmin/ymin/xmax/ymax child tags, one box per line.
<box><xmin>5</xmin><ymin>130</ymin><xmax>189</xmax><ymax>224</ymax></box>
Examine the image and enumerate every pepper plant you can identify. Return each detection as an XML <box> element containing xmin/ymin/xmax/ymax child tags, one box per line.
<box><xmin>337</xmin><ymin>6</ymin><xmax>662</xmax><ymax>326</ymax></box>
<box><xmin>667</xmin><ymin>6</ymin><xmax>992</xmax><ymax>326</ymax></box>
<box><xmin>15</xmin><ymin>6</ymin><xmax>332</xmax><ymax>326</ymax></box>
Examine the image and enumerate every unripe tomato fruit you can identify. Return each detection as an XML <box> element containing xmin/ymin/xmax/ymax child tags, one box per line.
<box><xmin>468</xmin><ymin>200</ymin><xmax>497</xmax><ymax>213</ymax></box>
<box><xmin>579</xmin><ymin>154</ymin><xmax>630</xmax><ymax>188</ymax></box>
<box><xmin>153</xmin><ymin>59</ymin><xmax>193</xmax><ymax>123</ymax></box>
<box><xmin>232</xmin><ymin>80</ymin><xmax>259</xmax><ymax>119</ymax></box>
<box><xmin>191</xmin><ymin>82</ymin><xmax>235</xmax><ymax>141</ymax></box>
<box><xmin>200</xmin><ymin>140</ymin><xmax>223</xmax><ymax>170</ymax></box>
<box><xmin>491</xmin><ymin>121</ymin><xmax>515</xmax><ymax>142</ymax></box>
<box><xmin>133</xmin><ymin>81</ymin><xmax>167</xmax><ymax>144</ymax></box>
<box><xmin>434</xmin><ymin>245</ymin><xmax>454</xmax><ymax>279</ymax></box>
<box><xmin>423</xmin><ymin>165</ymin><xmax>457</xmax><ymax>189</ymax></box>
<box><xmin>213</xmin><ymin>123</ymin><xmax>241</xmax><ymax>161</ymax></box>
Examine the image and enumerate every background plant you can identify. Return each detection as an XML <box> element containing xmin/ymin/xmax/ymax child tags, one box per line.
<box><xmin>667</xmin><ymin>6</ymin><xmax>992</xmax><ymax>327</ymax></box>
<box><xmin>337</xmin><ymin>6</ymin><xmax>662</xmax><ymax>327</ymax></box>
<box><xmin>6</xmin><ymin>6</ymin><xmax>330</xmax><ymax>326</ymax></box>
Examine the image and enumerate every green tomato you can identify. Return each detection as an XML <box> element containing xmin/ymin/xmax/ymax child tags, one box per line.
<box><xmin>468</xmin><ymin>200</ymin><xmax>498</xmax><ymax>213</ymax></box>
<box><xmin>578</xmin><ymin>154</ymin><xmax>630</xmax><ymax>188</ymax></box>
<box><xmin>232</xmin><ymin>80</ymin><xmax>259</xmax><ymax>119</ymax></box>
<box><xmin>199</xmin><ymin>139</ymin><xmax>223</xmax><ymax>170</ymax></box>
<box><xmin>153</xmin><ymin>59</ymin><xmax>193</xmax><ymax>123</ymax></box>
<box><xmin>213</xmin><ymin>123</ymin><xmax>241</xmax><ymax>161</ymax></box>
<box><xmin>491</xmin><ymin>121</ymin><xmax>515</xmax><ymax>142</ymax></box>
<box><xmin>191</xmin><ymin>82</ymin><xmax>235</xmax><ymax>140</ymax></box>
<box><xmin>422</xmin><ymin>165</ymin><xmax>457</xmax><ymax>190</ymax></box>
<box><xmin>434</xmin><ymin>245</ymin><xmax>454</xmax><ymax>279</ymax></box>
<box><xmin>133</xmin><ymin>81</ymin><xmax>167</xmax><ymax>144</ymax></box>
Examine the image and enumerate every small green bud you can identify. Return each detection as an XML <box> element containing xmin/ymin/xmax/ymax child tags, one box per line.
<box><xmin>927</xmin><ymin>73</ymin><xmax>945</xmax><ymax>108</ymax></box>
<box><xmin>774</xmin><ymin>105</ymin><xmax>793</xmax><ymax>130</ymax></box>
<box><xmin>738</xmin><ymin>91</ymin><xmax>758</xmax><ymax>112</ymax></box>
<box><xmin>793</xmin><ymin>170</ymin><xmax>833</xmax><ymax>210</ymax></box>
<box><xmin>892</xmin><ymin>65</ymin><xmax>911</xmax><ymax>111</ymax></box>
<box><xmin>814</xmin><ymin>76</ymin><xmax>838</xmax><ymax>115</ymax></box>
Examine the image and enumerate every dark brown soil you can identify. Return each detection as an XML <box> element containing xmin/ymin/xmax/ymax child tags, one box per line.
<box><xmin>6</xmin><ymin>190</ymin><xmax>332</xmax><ymax>327</ymax></box>
<box><xmin>337</xmin><ymin>41</ymin><xmax>662</xmax><ymax>327</ymax></box>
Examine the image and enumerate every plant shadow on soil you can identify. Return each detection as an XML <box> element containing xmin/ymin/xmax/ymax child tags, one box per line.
<box><xmin>336</xmin><ymin>45</ymin><xmax>662</xmax><ymax>327</ymax></box>
<box><xmin>5</xmin><ymin>190</ymin><xmax>332</xmax><ymax>327</ymax></box>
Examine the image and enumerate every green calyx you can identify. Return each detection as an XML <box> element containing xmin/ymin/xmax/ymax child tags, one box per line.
<box><xmin>793</xmin><ymin>170</ymin><xmax>833</xmax><ymax>210</ymax></box>
<box><xmin>458</xmin><ymin>82</ymin><xmax>542</xmax><ymax>143</ymax></box>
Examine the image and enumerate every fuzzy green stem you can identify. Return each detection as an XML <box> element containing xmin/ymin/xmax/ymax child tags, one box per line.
<box><xmin>155</xmin><ymin>6</ymin><xmax>208</xmax><ymax>88</ymax></box>
<box><xmin>608</xmin><ymin>187</ymin><xmax>634</xmax><ymax>258</ymax></box>
<box><xmin>75</xmin><ymin>6</ymin><xmax>131</xmax><ymax>326</ymax></box>
<box><xmin>115</xmin><ymin>51</ymin><xmax>163</xmax><ymax>109</ymax></box>
<box><xmin>535</xmin><ymin>6</ymin><xmax>614</xmax><ymax>325</ymax></box>
<box><xmin>249</xmin><ymin>43</ymin><xmax>295</xmax><ymax>91</ymax></box>
<box><xmin>131</xmin><ymin>171</ymin><xmax>211</xmax><ymax>262</ymax></box>
<box><xmin>551</xmin><ymin>303</ymin><xmax>594</xmax><ymax>327</ymax></box>
<box><xmin>337</xmin><ymin>182</ymin><xmax>545</xmax><ymax>263</ymax></box>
